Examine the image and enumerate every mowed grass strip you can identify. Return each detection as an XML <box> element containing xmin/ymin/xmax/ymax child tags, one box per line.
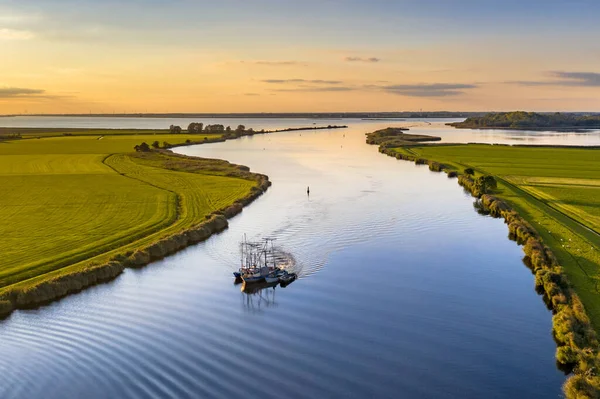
<box><xmin>0</xmin><ymin>134</ymin><xmax>222</xmax><ymax>155</ymax></box>
<box><xmin>0</xmin><ymin>163</ymin><xmax>176</xmax><ymax>287</ymax></box>
<box><xmin>0</xmin><ymin>131</ymin><xmax>258</xmax><ymax>291</ymax></box>
<box><xmin>390</xmin><ymin>144</ymin><xmax>600</xmax><ymax>331</ymax></box>
<box><xmin>106</xmin><ymin>153</ymin><xmax>256</xmax><ymax>233</ymax></box>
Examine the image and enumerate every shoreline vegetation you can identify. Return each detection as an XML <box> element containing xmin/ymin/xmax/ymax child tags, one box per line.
<box><xmin>366</xmin><ymin>128</ymin><xmax>600</xmax><ymax>398</ymax></box>
<box><xmin>0</xmin><ymin>124</ymin><xmax>347</xmax><ymax>140</ymax></box>
<box><xmin>449</xmin><ymin>111</ymin><xmax>600</xmax><ymax>132</ymax></box>
<box><xmin>0</xmin><ymin>121</ymin><xmax>357</xmax><ymax>319</ymax></box>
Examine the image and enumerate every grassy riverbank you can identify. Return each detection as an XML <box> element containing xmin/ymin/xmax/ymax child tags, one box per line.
<box><xmin>394</xmin><ymin>144</ymin><xmax>600</xmax><ymax>327</ymax></box>
<box><xmin>0</xmin><ymin>129</ymin><xmax>270</xmax><ymax>317</ymax></box>
<box><xmin>367</xmin><ymin>131</ymin><xmax>600</xmax><ymax>398</ymax></box>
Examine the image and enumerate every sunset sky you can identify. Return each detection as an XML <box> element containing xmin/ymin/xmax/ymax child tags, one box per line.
<box><xmin>1</xmin><ymin>0</ymin><xmax>599</xmax><ymax>113</ymax></box>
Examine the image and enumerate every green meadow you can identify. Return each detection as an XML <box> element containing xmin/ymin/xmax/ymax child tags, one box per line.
<box><xmin>0</xmin><ymin>131</ymin><xmax>256</xmax><ymax>293</ymax></box>
<box><xmin>392</xmin><ymin>144</ymin><xmax>600</xmax><ymax>331</ymax></box>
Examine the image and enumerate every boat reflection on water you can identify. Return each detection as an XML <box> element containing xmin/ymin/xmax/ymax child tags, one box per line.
<box><xmin>240</xmin><ymin>280</ymin><xmax>278</xmax><ymax>312</ymax></box>
<box><xmin>235</xmin><ymin>276</ymin><xmax>297</xmax><ymax>312</ymax></box>
<box><xmin>241</xmin><ymin>280</ymin><xmax>278</xmax><ymax>294</ymax></box>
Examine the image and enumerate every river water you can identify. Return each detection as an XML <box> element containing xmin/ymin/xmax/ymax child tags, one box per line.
<box><xmin>1</xmin><ymin>117</ymin><xmax>593</xmax><ymax>398</ymax></box>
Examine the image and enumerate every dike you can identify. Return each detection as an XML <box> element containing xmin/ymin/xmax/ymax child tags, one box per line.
<box><xmin>0</xmin><ymin>150</ymin><xmax>271</xmax><ymax>320</ymax></box>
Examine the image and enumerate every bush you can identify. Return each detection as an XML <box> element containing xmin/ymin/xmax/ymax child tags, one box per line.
<box><xmin>557</xmin><ymin>345</ymin><xmax>579</xmax><ymax>365</ymax></box>
<box><xmin>134</xmin><ymin>142</ymin><xmax>151</xmax><ymax>152</ymax></box>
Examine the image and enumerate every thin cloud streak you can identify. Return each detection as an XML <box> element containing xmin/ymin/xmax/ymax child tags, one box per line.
<box><xmin>253</xmin><ymin>61</ymin><xmax>306</xmax><ymax>66</ymax></box>
<box><xmin>345</xmin><ymin>56</ymin><xmax>380</xmax><ymax>63</ymax></box>
<box><xmin>262</xmin><ymin>80</ymin><xmax>478</xmax><ymax>96</ymax></box>
<box><xmin>271</xmin><ymin>86</ymin><xmax>355</xmax><ymax>92</ymax></box>
<box><xmin>0</xmin><ymin>87</ymin><xmax>45</xmax><ymax>98</ymax></box>
<box><xmin>262</xmin><ymin>79</ymin><xmax>343</xmax><ymax>84</ymax></box>
<box><xmin>509</xmin><ymin>71</ymin><xmax>600</xmax><ymax>87</ymax></box>
<box><xmin>381</xmin><ymin>83</ymin><xmax>477</xmax><ymax>97</ymax></box>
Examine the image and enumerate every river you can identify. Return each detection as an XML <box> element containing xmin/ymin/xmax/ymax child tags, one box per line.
<box><xmin>1</xmin><ymin>117</ymin><xmax>593</xmax><ymax>398</ymax></box>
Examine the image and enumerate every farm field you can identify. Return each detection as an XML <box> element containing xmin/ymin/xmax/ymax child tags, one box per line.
<box><xmin>392</xmin><ymin>144</ymin><xmax>600</xmax><ymax>331</ymax></box>
<box><xmin>0</xmin><ymin>131</ymin><xmax>258</xmax><ymax>293</ymax></box>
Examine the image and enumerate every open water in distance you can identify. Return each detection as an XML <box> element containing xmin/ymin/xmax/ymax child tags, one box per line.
<box><xmin>0</xmin><ymin>118</ymin><xmax>576</xmax><ymax>398</ymax></box>
<box><xmin>2</xmin><ymin>115</ymin><xmax>600</xmax><ymax>146</ymax></box>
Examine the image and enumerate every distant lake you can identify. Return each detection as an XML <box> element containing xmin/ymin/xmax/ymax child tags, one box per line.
<box><xmin>0</xmin><ymin>117</ymin><xmax>573</xmax><ymax>398</ymax></box>
<box><xmin>2</xmin><ymin>115</ymin><xmax>600</xmax><ymax>146</ymax></box>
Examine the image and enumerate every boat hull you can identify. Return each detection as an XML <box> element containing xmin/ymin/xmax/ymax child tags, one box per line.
<box><xmin>241</xmin><ymin>275</ymin><xmax>265</xmax><ymax>283</ymax></box>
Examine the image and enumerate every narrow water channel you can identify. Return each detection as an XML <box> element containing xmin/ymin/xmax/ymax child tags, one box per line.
<box><xmin>0</xmin><ymin>121</ymin><xmax>566</xmax><ymax>398</ymax></box>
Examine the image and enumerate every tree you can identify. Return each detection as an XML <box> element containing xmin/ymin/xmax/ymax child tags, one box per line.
<box><xmin>464</xmin><ymin>167</ymin><xmax>474</xmax><ymax>176</ymax></box>
<box><xmin>225</xmin><ymin>126</ymin><xmax>232</xmax><ymax>133</ymax></box>
<box><xmin>236</xmin><ymin>125</ymin><xmax>245</xmax><ymax>134</ymax></box>
<box><xmin>169</xmin><ymin>125</ymin><xmax>182</xmax><ymax>134</ymax></box>
<box><xmin>475</xmin><ymin>175</ymin><xmax>497</xmax><ymax>194</ymax></box>
<box><xmin>482</xmin><ymin>175</ymin><xmax>497</xmax><ymax>190</ymax></box>
<box><xmin>205</xmin><ymin>124</ymin><xmax>225</xmax><ymax>134</ymax></box>
<box><xmin>187</xmin><ymin>122</ymin><xmax>204</xmax><ymax>133</ymax></box>
<box><xmin>151</xmin><ymin>140</ymin><xmax>160</xmax><ymax>149</ymax></box>
<box><xmin>134</xmin><ymin>142</ymin><xmax>151</xmax><ymax>152</ymax></box>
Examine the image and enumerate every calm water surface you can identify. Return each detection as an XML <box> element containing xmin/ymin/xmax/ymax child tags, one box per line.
<box><xmin>2</xmin><ymin>115</ymin><xmax>600</xmax><ymax>146</ymax></box>
<box><xmin>0</xmin><ymin>118</ymin><xmax>570</xmax><ymax>398</ymax></box>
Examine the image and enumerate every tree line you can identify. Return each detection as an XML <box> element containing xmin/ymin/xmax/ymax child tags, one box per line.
<box><xmin>450</xmin><ymin>111</ymin><xmax>600</xmax><ymax>129</ymax></box>
<box><xmin>170</xmin><ymin>123</ymin><xmax>257</xmax><ymax>137</ymax></box>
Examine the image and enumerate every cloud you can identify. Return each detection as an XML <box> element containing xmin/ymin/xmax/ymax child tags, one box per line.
<box><xmin>381</xmin><ymin>83</ymin><xmax>477</xmax><ymax>97</ymax></box>
<box><xmin>0</xmin><ymin>28</ymin><xmax>34</xmax><ymax>40</ymax></box>
<box><xmin>261</xmin><ymin>79</ymin><xmax>343</xmax><ymax>84</ymax></box>
<box><xmin>272</xmin><ymin>86</ymin><xmax>355</xmax><ymax>92</ymax></box>
<box><xmin>244</xmin><ymin>93</ymin><xmax>260</xmax><ymax>96</ymax></box>
<box><xmin>259</xmin><ymin>78</ymin><xmax>478</xmax><ymax>96</ymax></box>
<box><xmin>510</xmin><ymin>71</ymin><xmax>600</xmax><ymax>87</ymax></box>
<box><xmin>252</xmin><ymin>61</ymin><xmax>306</xmax><ymax>66</ymax></box>
<box><xmin>345</xmin><ymin>57</ymin><xmax>380</xmax><ymax>63</ymax></box>
<box><xmin>0</xmin><ymin>87</ymin><xmax>45</xmax><ymax>98</ymax></box>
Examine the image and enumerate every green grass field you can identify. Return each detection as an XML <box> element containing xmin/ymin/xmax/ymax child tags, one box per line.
<box><xmin>0</xmin><ymin>133</ymin><xmax>221</xmax><ymax>155</ymax></box>
<box><xmin>0</xmin><ymin>130</ymin><xmax>256</xmax><ymax>292</ymax></box>
<box><xmin>393</xmin><ymin>144</ymin><xmax>600</xmax><ymax>331</ymax></box>
<box><xmin>0</xmin><ymin>127</ymin><xmax>171</xmax><ymax>138</ymax></box>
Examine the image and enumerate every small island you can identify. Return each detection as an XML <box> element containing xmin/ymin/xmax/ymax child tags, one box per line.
<box><xmin>365</xmin><ymin>127</ymin><xmax>441</xmax><ymax>148</ymax></box>
<box><xmin>449</xmin><ymin>111</ymin><xmax>600</xmax><ymax>131</ymax></box>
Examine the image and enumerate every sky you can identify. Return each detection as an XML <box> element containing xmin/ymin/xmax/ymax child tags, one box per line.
<box><xmin>1</xmin><ymin>0</ymin><xmax>599</xmax><ymax>113</ymax></box>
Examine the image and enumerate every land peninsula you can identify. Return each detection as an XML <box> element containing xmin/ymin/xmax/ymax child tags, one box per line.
<box><xmin>366</xmin><ymin>126</ymin><xmax>600</xmax><ymax>398</ymax></box>
<box><xmin>0</xmin><ymin>123</ymin><xmax>340</xmax><ymax>319</ymax></box>
<box><xmin>449</xmin><ymin>111</ymin><xmax>600</xmax><ymax>131</ymax></box>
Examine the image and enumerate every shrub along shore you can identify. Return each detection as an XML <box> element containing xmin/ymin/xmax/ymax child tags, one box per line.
<box><xmin>0</xmin><ymin>131</ymin><xmax>271</xmax><ymax>320</ymax></box>
<box><xmin>367</xmin><ymin>129</ymin><xmax>600</xmax><ymax>398</ymax></box>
